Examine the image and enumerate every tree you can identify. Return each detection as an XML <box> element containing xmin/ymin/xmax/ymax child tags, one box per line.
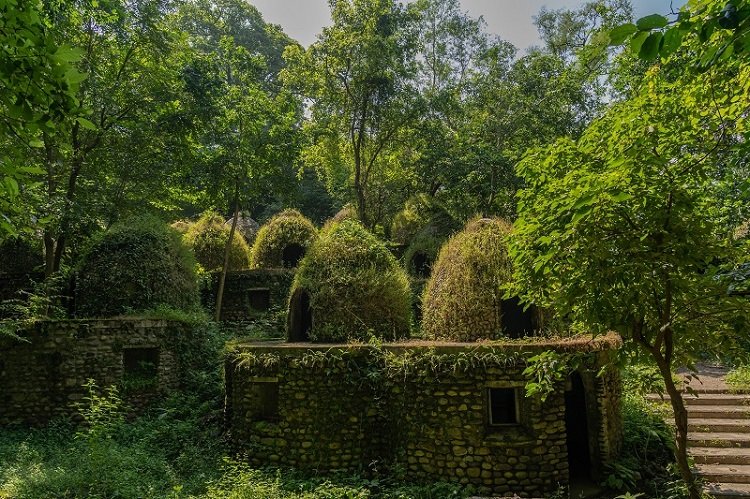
<box><xmin>284</xmin><ymin>0</ymin><xmax>420</xmax><ymax>229</ymax></box>
<box><xmin>509</xmin><ymin>60</ymin><xmax>749</xmax><ymax>498</ymax></box>
<box><xmin>0</xmin><ymin>0</ymin><xmax>85</xmax><ymax>235</ymax></box>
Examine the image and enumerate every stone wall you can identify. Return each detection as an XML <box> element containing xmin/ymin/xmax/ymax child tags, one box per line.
<box><xmin>226</xmin><ymin>335</ymin><xmax>623</xmax><ymax>497</ymax></box>
<box><xmin>0</xmin><ymin>319</ymin><xmax>190</xmax><ymax>425</ymax></box>
<box><xmin>203</xmin><ymin>270</ymin><xmax>294</xmax><ymax>323</ymax></box>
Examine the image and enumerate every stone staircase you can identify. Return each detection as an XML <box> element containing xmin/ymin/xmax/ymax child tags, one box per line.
<box><xmin>647</xmin><ymin>364</ymin><xmax>750</xmax><ymax>498</ymax></box>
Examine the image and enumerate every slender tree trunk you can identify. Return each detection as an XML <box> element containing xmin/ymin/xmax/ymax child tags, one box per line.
<box><xmin>215</xmin><ymin>184</ymin><xmax>240</xmax><ymax>322</ymax></box>
<box><xmin>648</xmin><ymin>347</ymin><xmax>701</xmax><ymax>499</ymax></box>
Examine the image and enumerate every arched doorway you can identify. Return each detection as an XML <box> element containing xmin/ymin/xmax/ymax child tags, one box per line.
<box><xmin>500</xmin><ymin>296</ymin><xmax>535</xmax><ymax>338</ymax></box>
<box><xmin>565</xmin><ymin>371</ymin><xmax>592</xmax><ymax>481</ymax></box>
<box><xmin>282</xmin><ymin>244</ymin><xmax>305</xmax><ymax>268</ymax></box>
<box><xmin>288</xmin><ymin>288</ymin><xmax>312</xmax><ymax>342</ymax></box>
<box><xmin>410</xmin><ymin>251</ymin><xmax>432</xmax><ymax>278</ymax></box>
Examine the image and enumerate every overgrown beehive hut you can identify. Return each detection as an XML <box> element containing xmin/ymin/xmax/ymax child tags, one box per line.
<box><xmin>391</xmin><ymin>194</ymin><xmax>458</xmax><ymax>278</ymax></box>
<box><xmin>250</xmin><ymin>209</ymin><xmax>317</xmax><ymax>269</ymax></box>
<box><xmin>286</xmin><ymin>220</ymin><xmax>411</xmax><ymax>343</ymax></box>
<box><xmin>225</xmin><ymin>211</ymin><xmax>260</xmax><ymax>246</ymax></box>
<box><xmin>421</xmin><ymin>217</ymin><xmax>542</xmax><ymax>341</ymax></box>
<box><xmin>76</xmin><ymin>216</ymin><xmax>199</xmax><ymax>317</ymax></box>
<box><xmin>184</xmin><ymin>211</ymin><xmax>251</xmax><ymax>271</ymax></box>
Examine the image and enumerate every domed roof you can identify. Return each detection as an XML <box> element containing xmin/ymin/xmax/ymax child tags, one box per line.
<box><xmin>225</xmin><ymin>211</ymin><xmax>260</xmax><ymax>245</ymax></box>
<box><xmin>421</xmin><ymin>217</ymin><xmax>541</xmax><ymax>341</ymax></box>
<box><xmin>184</xmin><ymin>211</ymin><xmax>251</xmax><ymax>271</ymax></box>
<box><xmin>250</xmin><ymin>209</ymin><xmax>317</xmax><ymax>269</ymax></box>
<box><xmin>287</xmin><ymin>220</ymin><xmax>411</xmax><ymax>343</ymax></box>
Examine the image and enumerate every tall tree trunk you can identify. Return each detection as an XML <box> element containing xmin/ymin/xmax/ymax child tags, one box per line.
<box><xmin>215</xmin><ymin>184</ymin><xmax>240</xmax><ymax>322</ymax></box>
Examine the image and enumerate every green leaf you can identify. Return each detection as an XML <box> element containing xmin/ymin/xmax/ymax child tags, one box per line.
<box><xmin>53</xmin><ymin>46</ymin><xmax>83</xmax><ymax>62</ymax></box>
<box><xmin>630</xmin><ymin>31</ymin><xmax>650</xmax><ymax>55</ymax></box>
<box><xmin>660</xmin><ymin>27</ymin><xmax>684</xmax><ymax>56</ymax></box>
<box><xmin>636</xmin><ymin>14</ymin><xmax>669</xmax><ymax>30</ymax></box>
<box><xmin>639</xmin><ymin>32</ymin><xmax>663</xmax><ymax>60</ymax></box>
<box><xmin>77</xmin><ymin>117</ymin><xmax>97</xmax><ymax>130</ymax></box>
<box><xmin>29</xmin><ymin>139</ymin><xmax>44</xmax><ymax>148</ymax></box>
<box><xmin>610</xmin><ymin>192</ymin><xmax>632</xmax><ymax>203</ymax></box>
<box><xmin>609</xmin><ymin>23</ymin><xmax>638</xmax><ymax>45</ymax></box>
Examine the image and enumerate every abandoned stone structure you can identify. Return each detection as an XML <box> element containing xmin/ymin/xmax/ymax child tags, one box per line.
<box><xmin>226</xmin><ymin>335</ymin><xmax>622</xmax><ymax>498</ymax></box>
<box><xmin>203</xmin><ymin>269</ymin><xmax>295</xmax><ymax>323</ymax></box>
<box><xmin>0</xmin><ymin>319</ymin><xmax>191</xmax><ymax>425</ymax></box>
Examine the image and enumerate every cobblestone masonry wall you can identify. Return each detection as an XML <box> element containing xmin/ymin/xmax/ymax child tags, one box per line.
<box><xmin>0</xmin><ymin>319</ymin><xmax>189</xmax><ymax>425</ymax></box>
<box><xmin>202</xmin><ymin>270</ymin><xmax>294</xmax><ymax>322</ymax></box>
<box><xmin>226</xmin><ymin>336</ymin><xmax>623</xmax><ymax>498</ymax></box>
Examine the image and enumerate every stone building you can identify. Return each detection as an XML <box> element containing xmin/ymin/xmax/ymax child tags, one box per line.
<box><xmin>226</xmin><ymin>336</ymin><xmax>622</xmax><ymax>498</ymax></box>
<box><xmin>0</xmin><ymin>319</ymin><xmax>191</xmax><ymax>425</ymax></box>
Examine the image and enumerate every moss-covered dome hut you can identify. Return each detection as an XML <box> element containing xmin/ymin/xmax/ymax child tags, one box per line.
<box><xmin>225</xmin><ymin>211</ymin><xmax>260</xmax><ymax>246</ymax></box>
<box><xmin>287</xmin><ymin>220</ymin><xmax>411</xmax><ymax>343</ymax></box>
<box><xmin>391</xmin><ymin>194</ymin><xmax>459</xmax><ymax>278</ymax></box>
<box><xmin>76</xmin><ymin>216</ymin><xmax>200</xmax><ymax>317</ymax></box>
<box><xmin>250</xmin><ymin>209</ymin><xmax>318</xmax><ymax>269</ymax></box>
<box><xmin>421</xmin><ymin>217</ymin><xmax>542</xmax><ymax>341</ymax></box>
<box><xmin>184</xmin><ymin>211</ymin><xmax>251</xmax><ymax>272</ymax></box>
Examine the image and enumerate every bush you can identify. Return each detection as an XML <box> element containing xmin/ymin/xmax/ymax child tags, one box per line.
<box><xmin>727</xmin><ymin>365</ymin><xmax>750</xmax><ymax>390</ymax></box>
<box><xmin>421</xmin><ymin>217</ymin><xmax>542</xmax><ymax>341</ymax></box>
<box><xmin>289</xmin><ymin>220</ymin><xmax>411</xmax><ymax>343</ymax></box>
<box><xmin>250</xmin><ymin>209</ymin><xmax>318</xmax><ymax>269</ymax></box>
<box><xmin>735</xmin><ymin>219</ymin><xmax>749</xmax><ymax>240</ymax></box>
<box><xmin>185</xmin><ymin>211</ymin><xmax>251</xmax><ymax>272</ymax></box>
<box><xmin>0</xmin><ymin>236</ymin><xmax>42</xmax><ymax>275</ymax></box>
<box><xmin>76</xmin><ymin>216</ymin><xmax>200</xmax><ymax>317</ymax></box>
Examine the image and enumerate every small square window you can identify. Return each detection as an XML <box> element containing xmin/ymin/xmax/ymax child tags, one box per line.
<box><xmin>248</xmin><ymin>288</ymin><xmax>271</xmax><ymax>311</ymax></box>
<box><xmin>488</xmin><ymin>388</ymin><xmax>519</xmax><ymax>425</ymax></box>
<box><xmin>249</xmin><ymin>380</ymin><xmax>279</xmax><ymax>421</ymax></box>
<box><xmin>123</xmin><ymin>347</ymin><xmax>159</xmax><ymax>378</ymax></box>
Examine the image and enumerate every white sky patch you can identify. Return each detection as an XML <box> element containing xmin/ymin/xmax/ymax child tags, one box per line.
<box><xmin>249</xmin><ymin>0</ymin><xmax>685</xmax><ymax>50</ymax></box>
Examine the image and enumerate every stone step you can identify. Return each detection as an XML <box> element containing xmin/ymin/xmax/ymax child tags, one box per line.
<box><xmin>696</xmin><ymin>464</ymin><xmax>750</xmax><ymax>484</ymax></box>
<box><xmin>648</xmin><ymin>394</ymin><xmax>750</xmax><ymax>406</ymax></box>
<box><xmin>691</xmin><ymin>448</ymin><xmax>750</xmax><ymax>465</ymax></box>
<box><xmin>688</xmin><ymin>406</ymin><xmax>750</xmax><ymax>419</ymax></box>
<box><xmin>705</xmin><ymin>482</ymin><xmax>750</xmax><ymax>498</ymax></box>
<box><xmin>690</xmin><ymin>419</ymin><xmax>750</xmax><ymax>433</ymax></box>
<box><xmin>690</xmin><ymin>433</ymin><xmax>750</xmax><ymax>448</ymax></box>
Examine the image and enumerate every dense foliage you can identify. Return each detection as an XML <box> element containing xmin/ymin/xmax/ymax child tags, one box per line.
<box><xmin>0</xmin><ymin>237</ymin><xmax>42</xmax><ymax>275</ymax></box>
<box><xmin>250</xmin><ymin>209</ymin><xmax>318</xmax><ymax>269</ymax></box>
<box><xmin>76</xmin><ymin>217</ymin><xmax>199</xmax><ymax>317</ymax></box>
<box><xmin>290</xmin><ymin>220</ymin><xmax>411</xmax><ymax>343</ymax></box>
<box><xmin>184</xmin><ymin>211</ymin><xmax>251</xmax><ymax>272</ymax></box>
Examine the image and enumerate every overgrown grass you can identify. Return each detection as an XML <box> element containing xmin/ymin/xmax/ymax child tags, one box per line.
<box><xmin>727</xmin><ymin>365</ymin><xmax>750</xmax><ymax>390</ymax></box>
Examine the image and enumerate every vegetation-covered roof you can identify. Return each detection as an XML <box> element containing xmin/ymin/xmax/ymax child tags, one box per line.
<box><xmin>184</xmin><ymin>211</ymin><xmax>251</xmax><ymax>272</ymax></box>
<box><xmin>288</xmin><ymin>220</ymin><xmax>411</xmax><ymax>343</ymax></box>
<box><xmin>250</xmin><ymin>209</ymin><xmax>318</xmax><ymax>269</ymax></box>
<box><xmin>76</xmin><ymin>216</ymin><xmax>199</xmax><ymax>317</ymax></box>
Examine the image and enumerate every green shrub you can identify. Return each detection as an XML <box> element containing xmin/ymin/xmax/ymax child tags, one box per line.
<box><xmin>735</xmin><ymin>219</ymin><xmax>749</xmax><ymax>240</ymax></box>
<box><xmin>727</xmin><ymin>365</ymin><xmax>750</xmax><ymax>390</ymax></box>
<box><xmin>289</xmin><ymin>220</ymin><xmax>411</xmax><ymax>343</ymax></box>
<box><xmin>185</xmin><ymin>211</ymin><xmax>251</xmax><ymax>272</ymax></box>
<box><xmin>0</xmin><ymin>236</ymin><xmax>42</xmax><ymax>275</ymax></box>
<box><xmin>421</xmin><ymin>217</ymin><xmax>542</xmax><ymax>341</ymax></box>
<box><xmin>76</xmin><ymin>216</ymin><xmax>200</xmax><ymax>317</ymax></box>
<box><xmin>170</xmin><ymin>219</ymin><xmax>192</xmax><ymax>234</ymax></box>
<box><xmin>251</xmin><ymin>209</ymin><xmax>318</xmax><ymax>269</ymax></box>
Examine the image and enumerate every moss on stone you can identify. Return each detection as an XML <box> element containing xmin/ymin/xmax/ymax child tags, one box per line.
<box><xmin>288</xmin><ymin>220</ymin><xmax>411</xmax><ymax>343</ymax></box>
<box><xmin>421</xmin><ymin>217</ymin><xmax>539</xmax><ymax>341</ymax></box>
<box><xmin>250</xmin><ymin>209</ymin><xmax>317</xmax><ymax>269</ymax></box>
<box><xmin>184</xmin><ymin>211</ymin><xmax>251</xmax><ymax>272</ymax></box>
<box><xmin>76</xmin><ymin>216</ymin><xmax>199</xmax><ymax>317</ymax></box>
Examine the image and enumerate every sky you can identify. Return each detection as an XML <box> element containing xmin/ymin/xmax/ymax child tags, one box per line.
<box><xmin>249</xmin><ymin>0</ymin><xmax>686</xmax><ymax>51</ymax></box>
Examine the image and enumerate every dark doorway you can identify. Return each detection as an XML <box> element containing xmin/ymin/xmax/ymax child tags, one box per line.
<box><xmin>500</xmin><ymin>296</ymin><xmax>535</xmax><ymax>338</ymax></box>
<box><xmin>565</xmin><ymin>372</ymin><xmax>592</xmax><ymax>481</ymax></box>
<box><xmin>282</xmin><ymin>244</ymin><xmax>305</xmax><ymax>268</ymax></box>
<box><xmin>288</xmin><ymin>289</ymin><xmax>312</xmax><ymax>342</ymax></box>
<box><xmin>410</xmin><ymin>251</ymin><xmax>432</xmax><ymax>278</ymax></box>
